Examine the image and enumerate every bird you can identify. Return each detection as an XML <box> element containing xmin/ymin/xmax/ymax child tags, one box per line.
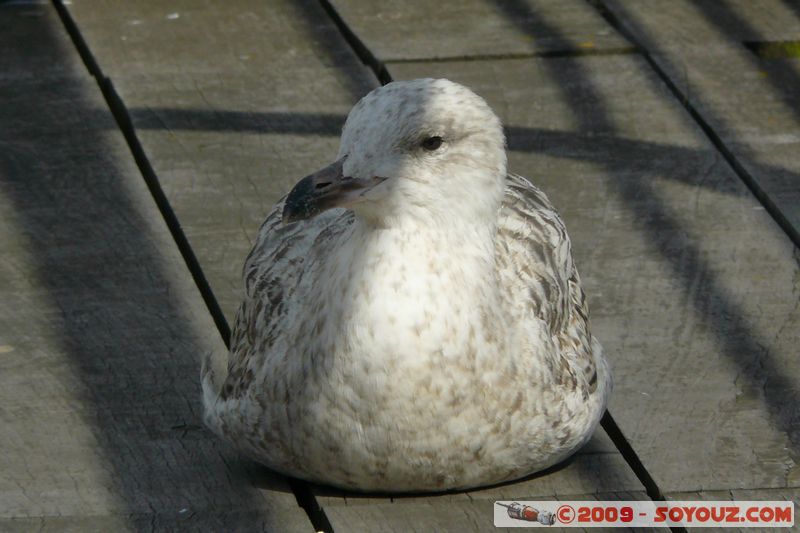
<box><xmin>202</xmin><ymin>78</ymin><xmax>611</xmax><ymax>492</ymax></box>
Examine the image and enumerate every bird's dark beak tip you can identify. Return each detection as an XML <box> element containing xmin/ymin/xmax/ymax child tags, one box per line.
<box><xmin>280</xmin><ymin>158</ymin><xmax>346</xmax><ymax>224</ymax></box>
<box><xmin>281</xmin><ymin>174</ymin><xmax>316</xmax><ymax>224</ymax></box>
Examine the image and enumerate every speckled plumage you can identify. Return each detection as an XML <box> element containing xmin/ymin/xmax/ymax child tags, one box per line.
<box><xmin>202</xmin><ymin>79</ymin><xmax>611</xmax><ymax>492</ymax></box>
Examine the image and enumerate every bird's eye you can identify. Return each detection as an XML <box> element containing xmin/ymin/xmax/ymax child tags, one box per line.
<box><xmin>421</xmin><ymin>136</ymin><xmax>443</xmax><ymax>151</ymax></box>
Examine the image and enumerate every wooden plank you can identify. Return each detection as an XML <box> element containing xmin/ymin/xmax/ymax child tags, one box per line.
<box><xmin>388</xmin><ymin>55</ymin><xmax>800</xmax><ymax>494</ymax></box>
<box><xmin>0</xmin><ymin>4</ymin><xmax>310</xmax><ymax>531</ymax></box>
<box><xmin>328</xmin><ymin>0</ymin><xmax>632</xmax><ymax>61</ymax></box>
<box><xmin>603</xmin><ymin>0</ymin><xmax>800</xmax><ymax>243</ymax></box>
<box><xmin>65</xmin><ymin>0</ymin><xmax>380</xmax><ymax>321</ymax></box>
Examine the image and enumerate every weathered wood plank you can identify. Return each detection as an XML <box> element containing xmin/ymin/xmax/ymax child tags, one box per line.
<box><xmin>603</xmin><ymin>0</ymin><xmax>800</xmax><ymax>244</ymax></box>
<box><xmin>328</xmin><ymin>0</ymin><xmax>632</xmax><ymax>61</ymax></box>
<box><xmin>388</xmin><ymin>54</ymin><xmax>800</xmax><ymax>493</ymax></box>
<box><xmin>0</xmin><ymin>4</ymin><xmax>310</xmax><ymax>531</ymax></box>
<box><xmin>65</xmin><ymin>0</ymin><xmax>380</xmax><ymax>321</ymax></box>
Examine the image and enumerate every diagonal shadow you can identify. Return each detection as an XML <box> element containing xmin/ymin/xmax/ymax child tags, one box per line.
<box><xmin>489</xmin><ymin>0</ymin><xmax>800</xmax><ymax>472</ymax></box>
<box><xmin>0</xmin><ymin>5</ymin><xmax>292</xmax><ymax>529</ymax></box>
<box><xmin>285</xmin><ymin>0</ymin><xmax>380</xmax><ymax>100</ymax></box>
<box><xmin>490</xmin><ymin>0</ymin><xmax>615</xmax><ymax>132</ymax></box>
<box><xmin>688</xmin><ymin>0</ymin><xmax>800</xmax><ymax>124</ymax></box>
<box><xmin>599</xmin><ymin>0</ymin><xmax>800</xmax><ymax>249</ymax></box>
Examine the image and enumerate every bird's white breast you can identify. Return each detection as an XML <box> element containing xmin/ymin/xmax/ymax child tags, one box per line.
<box><xmin>211</xmin><ymin>218</ymin><xmax>605</xmax><ymax>491</ymax></box>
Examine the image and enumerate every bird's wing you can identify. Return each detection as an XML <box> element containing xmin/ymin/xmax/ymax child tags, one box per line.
<box><xmin>496</xmin><ymin>173</ymin><xmax>600</xmax><ymax>397</ymax></box>
<box><xmin>205</xmin><ymin>200</ymin><xmax>354</xmax><ymax>401</ymax></box>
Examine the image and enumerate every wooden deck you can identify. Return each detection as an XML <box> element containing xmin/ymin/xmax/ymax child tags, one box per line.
<box><xmin>1</xmin><ymin>0</ymin><xmax>798</xmax><ymax>531</ymax></box>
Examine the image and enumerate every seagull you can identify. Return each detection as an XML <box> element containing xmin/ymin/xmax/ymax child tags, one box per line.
<box><xmin>202</xmin><ymin>78</ymin><xmax>611</xmax><ymax>492</ymax></box>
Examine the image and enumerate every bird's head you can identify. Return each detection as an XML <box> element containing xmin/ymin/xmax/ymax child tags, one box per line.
<box><xmin>282</xmin><ymin>78</ymin><xmax>507</xmax><ymax>227</ymax></box>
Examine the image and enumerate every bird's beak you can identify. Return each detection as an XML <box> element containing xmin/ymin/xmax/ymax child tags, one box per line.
<box><xmin>282</xmin><ymin>157</ymin><xmax>387</xmax><ymax>224</ymax></box>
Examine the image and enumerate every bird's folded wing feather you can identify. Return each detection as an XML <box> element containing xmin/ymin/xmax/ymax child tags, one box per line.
<box><xmin>497</xmin><ymin>173</ymin><xmax>599</xmax><ymax>396</ymax></box>
<box><xmin>211</xmin><ymin>201</ymin><xmax>353</xmax><ymax>400</ymax></box>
